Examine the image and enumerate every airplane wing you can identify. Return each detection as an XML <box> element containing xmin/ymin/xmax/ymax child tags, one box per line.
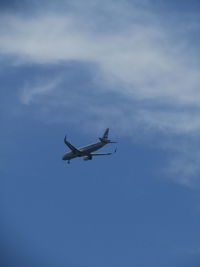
<box><xmin>90</xmin><ymin>153</ymin><xmax>112</xmax><ymax>156</ymax></box>
<box><xmin>64</xmin><ymin>136</ymin><xmax>81</xmax><ymax>154</ymax></box>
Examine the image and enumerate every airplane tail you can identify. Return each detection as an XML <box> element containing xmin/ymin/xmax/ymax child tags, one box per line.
<box><xmin>102</xmin><ymin>128</ymin><xmax>109</xmax><ymax>139</ymax></box>
<box><xmin>99</xmin><ymin>128</ymin><xmax>117</xmax><ymax>143</ymax></box>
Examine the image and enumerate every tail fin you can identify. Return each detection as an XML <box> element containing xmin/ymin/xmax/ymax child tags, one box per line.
<box><xmin>99</xmin><ymin>128</ymin><xmax>117</xmax><ymax>143</ymax></box>
<box><xmin>102</xmin><ymin>128</ymin><xmax>109</xmax><ymax>140</ymax></box>
<box><xmin>99</xmin><ymin>128</ymin><xmax>109</xmax><ymax>142</ymax></box>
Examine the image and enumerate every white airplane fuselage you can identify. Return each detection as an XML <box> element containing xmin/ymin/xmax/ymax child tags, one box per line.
<box><xmin>62</xmin><ymin>141</ymin><xmax>106</xmax><ymax>161</ymax></box>
<box><xmin>62</xmin><ymin>128</ymin><xmax>116</xmax><ymax>163</ymax></box>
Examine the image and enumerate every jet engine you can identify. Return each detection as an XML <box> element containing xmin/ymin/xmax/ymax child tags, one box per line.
<box><xmin>83</xmin><ymin>155</ymin><xmax>92</xmax><ymax>161</ymax></box>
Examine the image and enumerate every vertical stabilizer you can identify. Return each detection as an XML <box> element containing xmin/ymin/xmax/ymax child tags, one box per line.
<box><xmin>102</xmin><ymin>128</ymin><xmax>109</xmax><ymax>139</ymax></box>
<box><xmin>99</xmin><ymin>128</ymin><xmax>110</xmax><ymax>142</ymax></box>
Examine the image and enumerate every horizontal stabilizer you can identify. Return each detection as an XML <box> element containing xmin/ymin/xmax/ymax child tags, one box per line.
<box><xmin>99</xmin><ymin>138</ymin><xmax>117</xmax><ymax>144</ymax></box>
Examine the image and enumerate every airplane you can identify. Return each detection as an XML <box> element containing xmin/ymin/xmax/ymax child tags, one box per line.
<box><xmin>62</xmin><ymin>128</ymin><xmax>116</xmax><ymax>164</ymax></box>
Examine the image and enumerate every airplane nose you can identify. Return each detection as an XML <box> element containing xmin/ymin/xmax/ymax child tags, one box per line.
<box><xmin>62</xmin><ymin>153</ymin><xmax>69</xmax><ymax>161</ymax></box>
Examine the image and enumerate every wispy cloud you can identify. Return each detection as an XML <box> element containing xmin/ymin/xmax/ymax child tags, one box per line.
<box><xmin>20</xmin><ymin>78</ymin><xmax>62</xmax><ymax>105</ymax></box>
<box><xmin>164</xmin><ymin>141</ymin><xmax>200</xmax><ymax>188</ymax></box>
<box><xmin>1</xmin><ymin>0</ymin><xmax>200</xmax><ymax>186</ymax></box>
<box><xmin>0</xmin><ymin>9</ymin><xmax>199</xmax><ymax>99</ymax></box>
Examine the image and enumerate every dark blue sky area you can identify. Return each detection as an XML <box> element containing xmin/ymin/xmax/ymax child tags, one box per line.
<box><xmin>1</xmin><ymin>118</ymin><xmax>200</xmax><ymax>267</ymax></box>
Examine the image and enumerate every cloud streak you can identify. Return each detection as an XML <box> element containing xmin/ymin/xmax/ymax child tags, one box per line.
<box><xmin>20</xmin><ymin>78</ymin><xmax>62</xmax><ymax>105</ymax></box>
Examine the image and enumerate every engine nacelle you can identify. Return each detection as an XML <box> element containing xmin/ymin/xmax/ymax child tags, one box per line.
<box><xmin>83</xmin><ymin>155</ymin><xmax>92</xmax><ymax>161</ymax></box>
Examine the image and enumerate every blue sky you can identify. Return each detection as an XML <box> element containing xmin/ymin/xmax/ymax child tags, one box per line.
<box><xmin>1</xmin><ymin>0</ymin><xmax>200</xmax><ymax>266</ymax></box>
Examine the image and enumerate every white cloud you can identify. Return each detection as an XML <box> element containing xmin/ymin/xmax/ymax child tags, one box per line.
<box><xmin>0</xmin><ymin>9</ymin><xmax>199</xmax><ymax>110</ymax></box>
<box><xmin>165</xmin><ymin>142</ymin><xmax>200</xmax><ymax>188</ymax></box>
<box><xmin>20</xmin><ymin>78</ymin><xmax>62</xmax><ymax>105</ymax></box>
<box><xmin>1</xmin><ymin>10</ymin><xmax>198</xmax><ymax>133</ymax></box>
<box><xmin>1</xmin><ymin>0</ymin><xmax>200</xmax><ymax>186</ymax></box>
